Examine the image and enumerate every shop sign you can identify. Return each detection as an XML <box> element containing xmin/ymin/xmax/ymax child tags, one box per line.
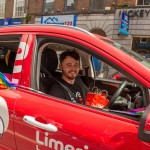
<box><xmin>0</xmin><ymin>20</ymin><xmax>4</xmax><ymax>26</ymax></box>
<box><xmin>128</xmin><ymin>9</ymin><xmax>150</xmax><ymax>18</ymax></box>
<box><xmin>3</xmin><ymin>18</ymin><xmax>22</xmax><ymax>26</ymax></box>
<box><xmin>118</xmin><ymin>11</ymin><xmax>129</xmax><ymax>36</ymax></box>
<box><xmin>11</xmin><ymin>18</ymin><xmax>22</xmax><ymax>25</ymax></box>
<box><xmin>120</xmin><ymin>9</ymin><xmax>150</xmax><ymax>18</ymax></box>
<box><xmin>41</xmin><ymin>15</ymin><xmax>76</xmax><ymax>26</ymax></box>
<box><xmin>4</xmin><ymin>18</ymin><xmax>11</xmax><ymax>25</ymax></box>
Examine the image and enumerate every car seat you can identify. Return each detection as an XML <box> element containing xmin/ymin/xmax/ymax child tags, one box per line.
<box><xmin>40</xmin><ymin>48</ymin><xmax>58</xmax><ymax>94</ymax></box>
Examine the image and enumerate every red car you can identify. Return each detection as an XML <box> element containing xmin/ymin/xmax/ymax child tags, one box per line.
<box><xmin>0</xmin><ymin>25</ymin><xmax>150</xmax><ymax>150</ymax></box>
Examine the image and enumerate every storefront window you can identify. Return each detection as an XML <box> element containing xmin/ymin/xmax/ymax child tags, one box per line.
<box><xmin>132</xmin><ymin>37</ymin><xmax>150</xmax><ymax>60</ymax></box>
<box><xmin>0</xmin><ymin>0</ymin><xmax>5</xmax><ymax>18</ymax></box>
<box><xmin>44</xmin><ymin>0</ymin><xmax>54</xmax><ymax>13</ymax></box>
<box><xmin>137</xmin><ymin>0</ymin><xmax>150</xmax><ymax>5</ymax></box>
<box><xmin>91</xmin><ymin>0</ymin><xmax>105</xmax><ymax>12</ymax></box>
<box><xmin>65</xmin><ymin>0</ymin><xmax>76</xmax><ymax>12</ymax></box>
<box><xmin>13</xmin><ymin>0</ymin><xmax>25</xmax><ymax>17</ymax></box>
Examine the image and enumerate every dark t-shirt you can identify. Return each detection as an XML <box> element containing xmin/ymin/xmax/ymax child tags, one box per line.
<box><xmin>49</xmin><ymin>78</ymin><xmax>87</xmax><ymax>104</ymax></box>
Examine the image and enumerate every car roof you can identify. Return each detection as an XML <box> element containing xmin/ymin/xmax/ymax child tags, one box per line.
<box><xmin>0</xmin><ymin>24</ymin><xmax>95</xmax><ymax>37</ymax></box>
<box><xmin>0</xmin><ymin>24</ymin><xmax>150</xmax><ymax>87</ymax></box>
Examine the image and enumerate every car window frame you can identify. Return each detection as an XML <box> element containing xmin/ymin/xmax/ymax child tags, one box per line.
<box><xmin>29</xmin><ymin>34</ymin><xmax>149</xmax><ymax>121</ymax></box>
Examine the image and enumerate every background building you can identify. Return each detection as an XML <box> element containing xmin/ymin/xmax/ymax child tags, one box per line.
<box><xmin>0</xmin><ymin>0</ymin><xmax>150</xmax><ymax>59</ymax></box>
<box><xmin>114</xmin><ymin>0</ymin><xmax>150</xmax><ymax>60</ymax></box>
<box><xmin>0</xmin><ymin>0</ymin><xmax>116</xmax><ymax>39</ymax></box>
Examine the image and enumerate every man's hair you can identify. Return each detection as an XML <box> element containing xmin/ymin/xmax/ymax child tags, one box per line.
<box><xmin>59</xmin><ymin>50</ymin><xmax>80</xmax><ymax>63</ymax></box>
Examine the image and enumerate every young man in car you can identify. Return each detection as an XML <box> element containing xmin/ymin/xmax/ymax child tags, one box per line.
<box><xmin>49</xmin><ymin>50</ymin><xmax>89</xmax><ymax>104</ymax></box>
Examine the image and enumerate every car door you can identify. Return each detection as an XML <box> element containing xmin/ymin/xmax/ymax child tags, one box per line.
<box><xmin>0</xmin><ymin>89</ymin><xmax>17</xmax><ymax>150</ymax></box>
<box><xmin>14</xmin><ymin>32</ymin><xmax>150</xmax><ymax>149</ymax></box>
<box><xmin>0</xmin><ymin>34</ymin><xmax>29</xmax><ymax>150</ymax></box>
<box><xmin>13</xmin><ymin>87</ymin><xmax>150</xmax><ymax>150</ymax></box>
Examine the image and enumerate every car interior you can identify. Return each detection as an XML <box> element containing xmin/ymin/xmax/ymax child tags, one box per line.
<box><xmin>0</xmin><ymin>34</ymin><xmax>147</xmax><ymax>120</ymax></box>
<box><xmin>36</xmin><ymin>37</ymin><xmax>147</xmax><ymax>120</ymax></box>
<box><xmin>0</xmin><ymin>35</ymin><xmax>19</xmax><ymax>80</ymax></box>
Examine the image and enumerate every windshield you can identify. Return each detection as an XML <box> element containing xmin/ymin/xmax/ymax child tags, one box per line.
<box><xmin>102</xmin><ymin>39</ymin><xmax>150</xmax><ymax>69</ymax></box>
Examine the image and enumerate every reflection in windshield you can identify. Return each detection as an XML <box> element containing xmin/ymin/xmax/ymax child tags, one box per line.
<box><xmin>102</xmin><ymin>39</ymin><xmax>150</xmax><ymax>69</ymax></box>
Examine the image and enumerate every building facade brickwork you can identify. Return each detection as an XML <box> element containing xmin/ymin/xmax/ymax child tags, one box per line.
<box><xmin>27</xmin><ymin>0</ymin><xmax>43</xmax><ymax>15</ymax></box>
<box><xmin>5</xmin><ymin>0</ymin><xmax>14</xmax><ymax>18</ymax></box>
<box><xmin>1</xmin><ymin>0</ymin><xmax>150</xmax><ymax>59</ymax></box>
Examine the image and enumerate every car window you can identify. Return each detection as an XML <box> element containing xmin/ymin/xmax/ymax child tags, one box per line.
<box><xmin>35</xmin><ymin>35</ymin><xmax>147</xmax><ymax>121</ymax></box>
<box><xmin>101</xmin><ymin>38</ymin><xmax>150</xmax><ymax>69</ymax></box>
<box><xmin>0</xmin><ymin>35</ymin><xmax>20</xmax><ymax>80</ymax></box>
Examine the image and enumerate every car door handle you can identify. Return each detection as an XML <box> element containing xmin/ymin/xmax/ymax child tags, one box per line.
<box><xmin>23</xmin><ymin>115</ymin><xmax>57</xmax><ymax>132</ymax></box>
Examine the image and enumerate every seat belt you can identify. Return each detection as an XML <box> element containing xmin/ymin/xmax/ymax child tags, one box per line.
<box><xmin>84</xmin><ymin>66</ymin><xmax>89</xmax><ymax>88</ymax></box>
<box><xmin>41</xmin><ymin>65</ymin><xmax>79</xmax><ymax>103</ymax></box>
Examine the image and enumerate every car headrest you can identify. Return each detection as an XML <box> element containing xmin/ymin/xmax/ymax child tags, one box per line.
<box><xmin>41</xmin><ymin>48</ymin><xmax>58</xmax><ymax>73</ymax></box>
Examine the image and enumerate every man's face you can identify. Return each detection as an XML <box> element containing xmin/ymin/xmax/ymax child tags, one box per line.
<box><xmin>60</xmin><ymin>56</ymin><xmax>80</xmax><ymax>80</ymax></box>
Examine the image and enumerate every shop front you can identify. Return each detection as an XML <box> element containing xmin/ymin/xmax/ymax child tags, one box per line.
<box><xmin>132</xmin><ymin>37</ymin><xmax>150</xmax><ymax>60</ymax></box>
<box><xmin>114</xmin><ymin>8</ymin><xmax>150</xmax><ymax>60</ymax></box>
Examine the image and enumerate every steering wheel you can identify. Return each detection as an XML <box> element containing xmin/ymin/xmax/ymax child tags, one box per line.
<box><xmin>108</xmin><ymin>80</ymin><xmax>128</xmax><ymax>109</ymax></box>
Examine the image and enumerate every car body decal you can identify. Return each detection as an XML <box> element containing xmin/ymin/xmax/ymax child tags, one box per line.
<box><xmin>0</xmin><ymin>96</ymin><xmax>9</xmax><ymax>134</ymax></box>
<box><xmin>36</xmin><ymin>131</ymin><xmax>89</xmax><ymax>150</ymax></box>
<box><xmin>12</xmin><ymin>40</ymin><xmax>29</xmax><ymax>84</ymax></box>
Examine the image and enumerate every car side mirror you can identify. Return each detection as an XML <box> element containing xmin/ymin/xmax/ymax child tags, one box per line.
<box><xmin>138</xmin><ymin>104</ymin><xmax>150</xmax><ymax>142</ymax></box>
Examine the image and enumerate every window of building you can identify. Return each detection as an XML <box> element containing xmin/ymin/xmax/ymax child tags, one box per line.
<box><xmin>90</xmin><ymin>28</ymin><xmax>106</xmax><ymax>37</ymax></box>
<box><xmin>13</xmin><ymin>0</ymin><xmax>25</xmax><ymax>17</ymax></box>
<box><xmin>132</xmin><ymin>37</ymin><xmax>150</xmax><ymax>60</ymax></box>
<box><xmin>91</xmin><ymin>0</ymin><xmax>105</xmax><ymax>11</ymax></box>
<box><xmin>44</xmin><ymin>0</ymin><xmax>54</xmax><ymax>13</ymax></box>
<box><xmin>137</xmin><ymin>0</ymin><xmax>150</xmax><ymax>5</ymax></box>
<box><xmin>0</xmin><ymin>0</ymin><xmax>5</xmax><ymax>18</ymax></box>
<box><xmin>140</xmin><ymin>38</ymin><xmax>148</xmax><ymax>43</ymax></box>
<box><xmin>65</xmin><ymin>0</ymin><xmax>76</xmax><ymax>12</ymax></box>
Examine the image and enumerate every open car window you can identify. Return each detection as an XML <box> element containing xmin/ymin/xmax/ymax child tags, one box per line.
<box><xmin>101</xmin><ymin>38</ymin><xmax>150</xmax><ymax>69</ymax></box>
<box><xmin>0</xmin><ymin>35</ymin><xmax>20</xmax><ymax>80</ymax></box>
<box><xmin>35</xmin><ymin>35</ymin><xmax>148</xmax><ymax>121</ymax></box>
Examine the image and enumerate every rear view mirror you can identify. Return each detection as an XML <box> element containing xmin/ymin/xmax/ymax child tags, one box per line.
<box><xmin>138</xmin><ymin>105</ymin><xmax>150</xmax><ymax>142</ymax></box>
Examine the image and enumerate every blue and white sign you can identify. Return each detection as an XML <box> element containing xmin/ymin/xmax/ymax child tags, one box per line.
<box><xmin>41</xmin><ymin>15</ymin><xmax>76</xmax><ymax>26</ymax></box>
<box><xmin>0</xmin><ymin>20</ymin><xmax>4</xmax><ymax>26</ymax></box>
<box><xmin>4</xmin><ymin>18</ymin><xmax>11</xmax><ymax>26</ymax></box>
<box><xmin>11</xmin><ymin>18</ymin><xmax>22</xmax><ymax>25</ymax></box>
<box><xmin>3</xmin><ymin>18</ymin><xmax>22</xmax><ymax>26</ymax></box>
<box><xmin>119</xmin><ymin>11</ymin><xmax>129</xmax><ymax>36</ymax></box>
